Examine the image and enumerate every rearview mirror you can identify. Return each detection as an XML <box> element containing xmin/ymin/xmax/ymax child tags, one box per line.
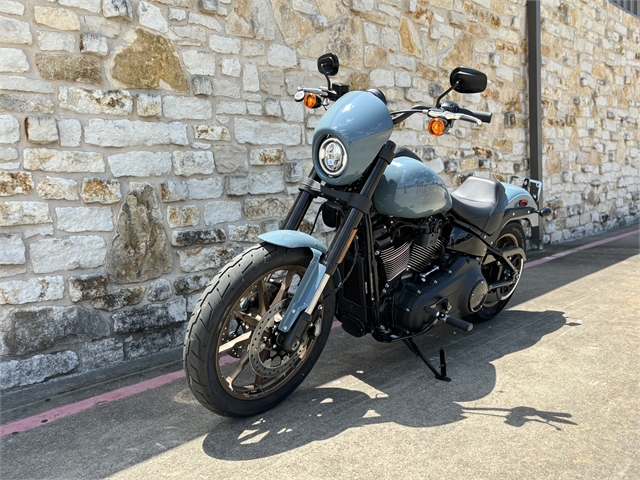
<box><xmin>318</xmin><ymin>53</ymin><xmax>339</xmax><ymax>76</ymax></box>
<box><xmin>450</xmin><ymin>67</ymin><xmax>487</xmax><ymax>94</ymax></box>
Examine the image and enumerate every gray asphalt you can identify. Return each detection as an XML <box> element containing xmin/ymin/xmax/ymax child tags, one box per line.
<box><xmin>1</xmin><ymin>224</ymin><xmax>638</xmax><ymax>480</ymax></box>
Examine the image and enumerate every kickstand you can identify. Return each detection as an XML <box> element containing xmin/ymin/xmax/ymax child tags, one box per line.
<box><xmin>403</xmin><ymin>338</ymin><xmax>451</xmax><ymax>382</ymax></box>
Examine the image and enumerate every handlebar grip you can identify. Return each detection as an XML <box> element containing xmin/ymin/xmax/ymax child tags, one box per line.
<box><xmin>458</xmin><ymin>107</ymin><xmax>492</xmax><ymax>124</ymax></box>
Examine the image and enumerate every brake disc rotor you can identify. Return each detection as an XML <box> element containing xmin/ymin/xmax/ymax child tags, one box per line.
<box><xmin>249</xmin><ymin>298</ymin><xmax>308</xmax><ymax>379</ymax></box>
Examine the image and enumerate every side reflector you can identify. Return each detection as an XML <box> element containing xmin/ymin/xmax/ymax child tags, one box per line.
<box><xmin>304</xmin><ymin>93</ymin><xmax>321</xmax><ymax>109</ymax></box>
<box><xmin>519</xmin><ymin>200</ymin><xmax>528</xmax><ymax>206</ymax></box>
<box><xmin>427</xmin><ymin>118</ymin><xmax>446</xmax><ymax>136</ymax></box>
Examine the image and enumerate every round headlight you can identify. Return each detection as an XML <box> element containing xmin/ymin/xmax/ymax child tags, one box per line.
<box><xmin>318</xmin><ymin>137</ymin><xmax>348</xmax><ymax>177</ymax></box>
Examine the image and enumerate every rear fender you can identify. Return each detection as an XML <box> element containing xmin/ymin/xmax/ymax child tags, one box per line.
<box><xmin>501</xmin><ymin>183</ymin><xmax>539</xmax><ymax>229</ymax></box>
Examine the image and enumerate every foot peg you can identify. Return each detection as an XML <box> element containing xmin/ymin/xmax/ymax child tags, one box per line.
<box><xmin>424</xmin><ymin>306</ymin><xmax>473</xmax><ymax>332</ymax></box>
<box><xmin>403</xmin><ymin>338</ymin><xmax>451</xmax><ymax>382</ymax></box>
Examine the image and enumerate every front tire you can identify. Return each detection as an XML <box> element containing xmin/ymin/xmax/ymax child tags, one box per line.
<box><xmin>183</xmin><ymin>243</ymin><xmax>336</xmax><ymax>417</ymax></box>
<box><xmin>467</xmin><ymin>222</ymin><xmax>526</xmax><ymax>323</ymax></box>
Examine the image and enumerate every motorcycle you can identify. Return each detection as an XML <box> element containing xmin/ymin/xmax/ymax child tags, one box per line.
<box><xmin>183</xmin><ymin>53</ymin><xmax>553</xmax><ymax>417</ymax></box>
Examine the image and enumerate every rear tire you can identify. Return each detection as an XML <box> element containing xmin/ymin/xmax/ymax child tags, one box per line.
<box><xmin>183</xmin><ymin>243</ymin><xmax>336</xmax><ymax>417</ymax></box>
<box><xmin>467</xmin><ymin>222</ymin><xmax>526</xmax><ymax>323</ymax></box>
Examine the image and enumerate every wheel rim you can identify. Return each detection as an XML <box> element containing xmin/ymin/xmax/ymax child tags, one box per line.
<box><xmin>482</xmin><ymin>232</ymin><xmax>524</xmax><ymax>308</ymax></box>
<box><xmin>214</xmin><ymin>265</ymin><xmax>320</xmax><ymax>401</ymax></box>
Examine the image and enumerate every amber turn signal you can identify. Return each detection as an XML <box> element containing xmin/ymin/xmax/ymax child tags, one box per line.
<box><xmin>303</xmin><ymin>93</ymin><xmax>321</xmax><ymax>109</ymax></box>
<box><xmin>427</xmin><ymin>118</ymin><xmax>446</xmax><ymax>136</ymax></box>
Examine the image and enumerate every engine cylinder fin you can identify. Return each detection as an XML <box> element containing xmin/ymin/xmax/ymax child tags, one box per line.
<box><xmin>378</xmin><ymin>241</ymin><xmax>411</xmax><ymax>280</ymax></box>
<box><xmin>408</xmin><ymin>239</ymin><xmax>443</xmax><ymax>273</ymax></box>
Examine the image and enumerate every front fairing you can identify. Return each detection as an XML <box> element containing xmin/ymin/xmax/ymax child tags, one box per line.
<box><xmin>312</xmin><ymin>91</ymin><xmax>394</xmax><ymax>186</ymax></box>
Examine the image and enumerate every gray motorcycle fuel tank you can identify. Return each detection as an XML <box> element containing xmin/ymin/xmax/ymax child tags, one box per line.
<box><xmin>373</xmin><ymin>155</ymin><xmax>453</xmax><ymax>219</ymax></box>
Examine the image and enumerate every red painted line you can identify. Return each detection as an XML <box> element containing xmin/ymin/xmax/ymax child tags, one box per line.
<box><xmin>525</xmin><ymin>229</ymin><xmax>638</xmax><ymax>269</ymax></box>
<box><xmin>2</xmin><ymin>228</ymin><xmax>637</xmax><ymax>437</ymax></box>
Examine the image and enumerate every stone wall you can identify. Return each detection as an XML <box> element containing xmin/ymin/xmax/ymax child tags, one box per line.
<box><xmin>0</xmin><ymin>0</ymin><xmax>638</xmax><ymax>389</ymax></box>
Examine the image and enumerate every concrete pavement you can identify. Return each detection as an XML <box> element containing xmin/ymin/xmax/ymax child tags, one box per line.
<box><xmin>1</xmin><ymin>224</ymin><xmax>638</xmax><ymax>479</ymax></box>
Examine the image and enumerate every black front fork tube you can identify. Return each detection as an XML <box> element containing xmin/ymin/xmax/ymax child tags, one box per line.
<box><xmin>282</xmin><ymin>141</ymin><xmax>396</xmax><ymax>353</ymax></box>
<box><xmin>282</xmin><ymin>171</ymin><xmax>320</xmax><ymax>231</ymax></box>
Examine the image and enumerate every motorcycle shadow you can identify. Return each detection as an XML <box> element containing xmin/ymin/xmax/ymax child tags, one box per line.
<box><xmin>202</xmin><ymin>309</ymin><xmax>570</xmax><ymax>460</ymax></box>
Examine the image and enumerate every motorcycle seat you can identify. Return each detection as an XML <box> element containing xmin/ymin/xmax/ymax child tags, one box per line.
<box><xmin>450</xmin><ymin>176</ymin><xmax>505</xmax><ymax>236</ymax></box>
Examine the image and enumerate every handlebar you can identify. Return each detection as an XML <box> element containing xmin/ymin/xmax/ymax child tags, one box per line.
<box><xmin>458</xmin><ymin>107</ymin><xmax>492</xmax><ymax>124</ymax></box>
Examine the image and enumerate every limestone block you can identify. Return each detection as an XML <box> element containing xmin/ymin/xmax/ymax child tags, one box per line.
<box><xmin>91</xmin><ymin>286</ymin><xmax>145</xmax><ymax>311</ymax></box>
<box><xmin>35</xmin><ymin>53</ymin><xmax>102</xmax><ymax>86</ymax></box>
<box><xmin>178</xmin><ymin>243</ymin><xmax>242</xmax><ymax>273</ymax></box>
<box><xmin>103</xmin><ymin>0</ymin><xmax>133</xmax><ymax>20</ymax></box>
<box><xmin>212</xmin><ymin>79</ymin><xmax>241</xmax><ymax>98</ymax></box>
<box><xmin>188</xmin><ymin>12</ymin><xmax>222</xmax><ymax>31</ymax></box>
<box><xmin>0</xmin><ymin>351</ymin><xmax>78</xmax><ymax>390</ymax></box>
<box><xmin>242</xmin><ymin>63</ymin><xmax>260</xmax><ymax>92</ymax></box>
<box><xmin>0</xmin><ymin>201</ymin><xmax>51</xmax><ymax>226</ymax></box>
<box><xmin>209</xmin><ymin>34</ymin><xmax>241</xmax><ymax>54</ymax></box>
<box><xmin>108</xmin><ymin>151</ymin><xmax>171</xmax><ymax>177</ymax></box>
<box><xmin>59</xmin><ymin>87</ymin><xmax>132</xmax><ymax>116</ymax></box>
<box><xmin>56</xmin><ymin>206</ymin><xmax>113</xmax><ymax>232</ymax></box>
<box><xmin>136</xmin><ymin>94</ymin><xmax>161</xmax><ymax>117</ymax></box>
<box><xmin>58</xmin><ymin>119</ymin><xmax>81</xmax><ymax>147</ymax></box>
<box><xmin>147</xmin><ymin>279</ymin><xmax>172</xmax><ymax>302</ymax></box>
<box><xmin>138</xmin><ymin>1</ymin><xmax>168</xmax><ymax>33</ymax></box>
<box><xmin>80</xmin><ymin>33</ymin><xmax>108</xmax><ymax>56</ymax></box>
<box><xmin>268</xmin><ymin>44</ymin><xmax>297</xmax><ymax>68</ymax></box>
<box><xmin>0</xmin><ymin>76</ymin><xmax>54</xmax><ymax>94</ymax></box>
<box><xmin>107</xmin><ymin>183</ymin><xmax>172</xmax><ymax>283</ymax></box>
<box><xmin>226</xmin><ymin>171</ymin><xmax>284</xmax><ymax>195</ymax></box>
<box><xmin>160</xmin><ymin>180</ymin><xmax>188</xmax><ymax>202</ymax></box>
<box><xmin>234</xmin><ymin>118</ymin><xmax>301</xmax><ymax>146</ymax></box>
<box><xmin>68</xmin><ymin>273</ymin><xmax>108</xmax><ymax>302</ymax></box>
<box><xmin>0</xmin><ymin>234</ymin><xmax>25</xmax><ymax>265</ymax></box>
<box><xmin>185</xmin><ymin>177</ymin><xmax>223</xmax><ymax>199</ymax></box>
<box><xmin>37</xmin><ymin>31</ymin><xmax>76</xmax><ymax>52</ymax></box>
<box><xmin>24</xmin><ymin>148</ymin><xmax>104</xmax><ymax>173</ymax></box>
<box><xmin>192</xmin><ymin>76</ymin><xmax>213</xmax><ymax>96</ymax></box>
<box><xmin>58</xmin><ymin>0</ymin><xmax>101</xmax><ymax>12</ymax></box>
<box><xmin>170</xmin><ymin>25</ymin><xmax>207</xmax><ymax>44</ymax></box>
<box><xmin>81</xmin><ymin>338</ymin><xmax>124</xmax><ymax>370</ymax></box>
<box><xmin>250</xmin><ymin>148</ymin><xmax>284</xmax><ymax>165</ymax></box>
<box><xmin>81</xmin><ymin>177</ymin><xmax>121</xmax><ymax>204</ymax></box>
<box><xmin>0</xmin><ymin>0</ymin><xmax>24</xmax><ymax>15</ymax></box>
<box><xmin>284</xmin><ymin>162</ymin><xmax>303</xmax><ymax>183</ymax></box>
<box><xmin>193</xmin><ymin>125</ymin><xmax>230</xmax><ymax>141</ymax></box>
<box><xmin>203</xmin><ymin>200</ymin><xmax>242</xmax><ymax>225</ymax></box>
<box><xmin>34</xmin><ymin>6</ymin><xmax>80</xmax><ymax>30</ymax></box>
<box><xmin>0</xmin><ymin>276</ymin><xmax>64</xmax><ymax>305</ymax></box>
<box><xmin>112</xmin><ymin>297</ymin><xmax>186</xmax><ymax>333</ymax></box>
<box><xmin>172</xmin><ymin>150</ymin><xmax>215</xmax><ymax>177</ymax></box>
<box><xmin>173</xmin><ymin>272</ymin><xmax>215</xmax><ymax>295</ymax></box>
<box><xmin>220</xmin><ymin>58</ymin><xmax>241</xmax><ymax>77</ymax></box>
<box><xmin>281</xmin><ymin>101</ymin><xmax>303</xmax><ymax>123</ymax></box>
<box><xmin>264</xmin><ymin>98</ymin><xmax>281</xmax><ymax>117</ymax></box>
<box><xmin>0</xmin><ymin>48</ymin><xmax>29</xmax><ymax>73</ymax></box>
<box><xmin>212</xmin><ymin>145</ymin><xmax>247</xmax><ymax>174</ymax></box>
<box><xmin>171</xmin><ymin>228</ymin><xmax>225</xmax><ymax>247</ymax></box>
<box><xmin>228</xmin><ymin>224</ymin><xmax>261</xmax><ymax>243</ymax></box>
<box><xmin>167</xmin><ymin>205</ymin><xmax>200</xmax><ymax>228</ymax></box>
<box><xmin>244</xmin><ymin>197</ymin><xmax>294</xmax><ymax>220</ymax></box>
<box><xmin>181</xmin><ymin>50</ymin><xmax>216</xmax><ymax>76</ymax></box>
<box><xmin>83</xmin><ymin>15</ymin><xmax>120</xmax><ymax>38</ymax></box>
<box><xmin>163</xmin><ymin>96</ymin><xmax>212</xmax><ymax>120</ymax></box>
<box><xmin>0</xmin><ymin>93</ymin><xmax>54</xmax><ymax>113</ymax></box>
<box><xmin>85</xmin><ymin>119</ymin><xmax>188</xmax><ymax>147</ymax></box>
<box><xmin>25</xmin><ymin>116</ymin><xmax>59</xmax><ymax>144</ymax></box>
<box><xmin>111</xmin><ymin>29</ymin><xmax>187</xmax><ymax>91</ymax></box>
<box><xmin>0</xmin><ymin>305</ymin><xmax>108</xmax><ymax>355</ymax></box>
<box><xmin>0</xmin><ymin>16</ymin><xmax>32</xmax><ymax>45</ymax></box>
<box><xmin>0</xmin><ymin>172</ymin><xmax>33</xmax><ymax>196</ymax></box>
<box><xmin>198</xmin><ymin>0</ymin><xmax>220</xmax><ymax>13</ymax></box>
<box><xmin>128</xmin><ymin>330</ymin><xmax>172</xmax><ymax>359</ymax></box>
<box><xmin>31</xmin><ymin>236</ymin><xmax>106</xmax><ymax>273</ymax></box>
<box><xmin>217</xmin><ymin>101</ymin><xmax>246</xmax><ymax>115</ymax></box>
<box><xmin>0</xmin><ymin>115</ymin><xmax>19</xmax><ymax>144</ymax></box>
<box><xmin>36</xmin><ymin>177</ymin><xmax>78</xmax><ymax>200</ymax></box>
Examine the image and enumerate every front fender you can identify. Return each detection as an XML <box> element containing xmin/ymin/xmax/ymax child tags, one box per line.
<box><xmin>258</xmin><ymin>230</ymin><xmax>338</xmax><ymax>333</ymax></box>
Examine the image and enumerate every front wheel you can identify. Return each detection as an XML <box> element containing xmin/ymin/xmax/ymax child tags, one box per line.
<box><xmin>183</xmin><ymin>243</ymin><xmax>336</xmax><ymax>417</ymax></box>
<box><xmin>467</xmin><ymin>222</ymin><xmax>526</xmax><ymax>323</ymax></box>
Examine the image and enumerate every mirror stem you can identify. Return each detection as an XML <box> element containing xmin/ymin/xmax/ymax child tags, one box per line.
<box><xmin>435</xmin><ymin>80</ymin><xmax>461</xmax><ymax>108</ymax></box>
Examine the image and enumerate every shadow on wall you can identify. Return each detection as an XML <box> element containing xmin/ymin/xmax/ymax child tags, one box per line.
<box><xmin>201</xmin><ymin>309</ymin><xmax>569</xmax><ymax>461</ymax></box>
